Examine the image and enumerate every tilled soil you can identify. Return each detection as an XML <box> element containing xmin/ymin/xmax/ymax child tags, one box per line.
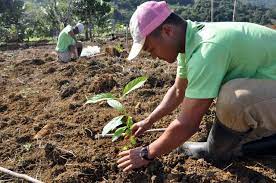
<box><xmin>0</xmin><ymin>40</ymin><xmax>275</xmax><ymax>183</ymax></box>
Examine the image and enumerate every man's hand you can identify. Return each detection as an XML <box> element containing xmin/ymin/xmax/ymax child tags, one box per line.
<box><xmin>131</xmin><ymin>119</ymin><xmax>152</xmax><ymax>137</ymax></box>
<box><xmin>117</xmin><ymin>147</ymin><xmax>151</xmax><ymax>172</ymax></box>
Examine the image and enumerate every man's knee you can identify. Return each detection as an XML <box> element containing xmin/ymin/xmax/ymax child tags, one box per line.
<box><xmin>57</xmin><ymin>51</ymin><xmax>71</xmax><ymax>63</ymax></box>
<box><xmin>68</xmin><ymin>45</ymin><xmax>76</xmax><ymax>52</ymax></box>
<box><xmin>216</xmin><ymin>79</ymin><xmax>251</xmax><ymax>132</ymax></box>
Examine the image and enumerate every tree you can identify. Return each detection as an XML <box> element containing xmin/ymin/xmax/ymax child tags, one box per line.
<box><xmin>173</xmin><ymin>0</ymin><xmax>272</xmax><ymax>24</ymax></box>
<box><xmin>44</xmin><ymin>0</ymin><xmax>74</xmax><ymax>31</ymax></box>
<box><xmin>21</xmin><ymin>1</ymin><xmax>51</xmax><ymax>41</ymax></box>
<box><xmin>0</xmin><ymin>0</ymin><xmax>25</xmax><ymax>42</ymax></box>
<box><xmin>73</xmin><ymin>0</ymin><xmax>112</xmax><ymax>40</ymax></box>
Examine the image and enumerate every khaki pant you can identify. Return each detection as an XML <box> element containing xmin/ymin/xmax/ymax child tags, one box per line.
<box><xmin>57</xmin><ymin>42</ymin><xmax>83</xmax><ymax>63</ymax></box>
<box><xmin>57</xmin><ymin>51</ymin><xmax>71</xmax><ymax>63</ymax></box>
<box><xmin>216</xmin><ymin>78</ymin><xmax>276</xmax><ymax>143</ymax></box>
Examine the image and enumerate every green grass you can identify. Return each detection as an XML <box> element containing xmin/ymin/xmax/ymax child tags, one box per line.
<box><xmin>24</xmin><ymin>36</ymin><xmax>57</xmax><ymax>44</ymax></box>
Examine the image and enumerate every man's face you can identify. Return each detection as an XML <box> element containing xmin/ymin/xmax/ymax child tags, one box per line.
<box><xmin>142</xmin><ymin>26</ymin><xmax>179</xmax><ymax>63</ymax></box>
<box><xmin>73</xmin><ymin>27</ymin><xmax>79</xmax><ymax>34</ymax></box>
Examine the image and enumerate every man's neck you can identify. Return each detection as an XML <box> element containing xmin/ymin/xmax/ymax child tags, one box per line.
<box><xmin>179</xmin><ymin>21</ymin><xmax>187</xmax><ymax>53</ymax></box>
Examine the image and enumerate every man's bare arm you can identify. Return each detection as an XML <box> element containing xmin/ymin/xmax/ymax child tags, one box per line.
<box><xmin>148</xmin><ymin>97</ymin><xmax>213</xmax><ymax>158</ymax></box>
<box><xmin>117</xmin><ymin>97</ymin><xmax>213</xmax><ymax>172</ymax></box>
<box><xmin>131</xmin><ymin>77</ymin><xmax>188</xmax><ymax>136</ymax></box>
<box><xmin>146</xmin><ymin>77</ymin><xmax>187</xmax><ymax>124</ymax></box>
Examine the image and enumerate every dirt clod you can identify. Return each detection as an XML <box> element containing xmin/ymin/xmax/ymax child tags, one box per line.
<box><xmin>0</xmin><ymin>104</ymin><xmax>8</xmax><ymax>112</ymax></box>
<box><xmin>60</xmin><ymin>86</ymin><xmax>78</xmax><ymax>99</ymax></box>
<box><xmin>0</xmin><ymin>57</ymin><xmax>5</xmax><ymax>62</ymax></box>
<box><xmin>89</xmin><ymin>74</ymin><xmax>117</xmax><ymax>93</ymax></box>
<box><xmin>31</xmin><ymin>58</ymin><xmax>45</xmax><ymax>65</ymax></box>
<box><xmin>84</xmin><ymin>128</ymin><xmax>95</xmax><ymax>139</ymax></box>
<box><xmin>16</xmin><ymin>134</ymin><xmax>32</xmax><ymax>143</ymax></box>
<box><xmin>9</xmin><ymin>93</ymin><xmax>23</xmax><ymax>101</ymax></box>
<box><xmin>57</xmin><ymin>79</ymin><xmax>70</xmax><ymax>89</ymax></box>
<box><xmin>45</xmin><ymin>143</ymin><xmax>76</xmax><ymax>166</ymax></box>
<box><xmin>51</xmin><ymin>165</ymin><xmax>66</xmax><ymax>177</ymax></box>
<box><xmin>105</xmin><ymin>46</ymin><xmax>121</xmax><ymax>57</ymax></box>
<box><xmin>45</xmin><ymin>56</ymin><xmax>55</xmax><ymax>62</ymax></box>
<box><xmin>64</xmin><ymin>66</ymin><xmax>76</xmax><ymax>76</ymax></box>
<box><xmin>44</xmin><ymin>67</ymin><xmax>56</xmax><ymax>74</ymax></box>
<box><xmin>69</xmin><ymin>103</ymin><xmax>82</xmax><ymax>110</ymax></box>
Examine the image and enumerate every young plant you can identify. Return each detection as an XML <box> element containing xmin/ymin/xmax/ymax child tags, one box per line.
<box><xmin>86</xmin><ymin>76</ymin><xmax>148</xmax><ymax>149</ymax></box>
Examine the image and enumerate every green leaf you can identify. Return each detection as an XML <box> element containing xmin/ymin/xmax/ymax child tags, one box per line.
<box><xmin>112</xmin><ymin>126</ymin><xmax>127</xmax><ymax>142</ymax></box>
<box><xmin>107</xmin><ymin>99</ymin><xmax>125</xmax><ymax>112</ymax></box>
<box><xmin>130</xmin><ymin>136</ymin><xmax>137</xmax><ymax>145</ymax></box>
<box><xmin>122</xmin><ymin>145</ymin><xmax>129</xmax><ymax>151</ymax></box>
<box><xmin>123</xmin><ymin>76</ymin><xmax>148</xmax><ymax>97</ymax></box>
<box><xmin>127</xmin><ymin>116</ymin><xmax>133</xmax><ymax>128</ymax></box>
<box><xmin>125</xmin><ymin>128</ymin><xmax>131</xmax><ymax>137</ymax></box>
<box><xmin>102</xmin><ymin>115</ymin><xmax>124</xmax><ymax>135</ymax></box>
<box><xmin>86</xmin><ymin>93</ymin><xmax>115</xmax><ymax>104</ymax></box>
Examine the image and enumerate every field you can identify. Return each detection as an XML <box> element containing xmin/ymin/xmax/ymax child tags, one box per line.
<box><xmin>0</xmin><ymin>39</ymin><xmax>276</xmax><ymax>182</ymax></box>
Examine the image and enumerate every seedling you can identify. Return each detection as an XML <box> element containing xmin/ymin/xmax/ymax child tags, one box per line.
<box><xmin>22</xmin><ymin>143</ymin><xmax>32</xmax><ymax>151</ymax></box>
<box><xmin>86</xmin><ymin>76</ymin><xmax>148</xmax><ymax>149</ymax></box>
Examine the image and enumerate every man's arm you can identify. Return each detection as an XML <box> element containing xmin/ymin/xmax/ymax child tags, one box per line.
<box><xmin>132</xmin><ymin>77</ymin><xmax>187</xmax><ymax>136</ymax></box>
<box><xmin>148</xmin><ymin>97</ymin><xmax>213</xmax><ymax>157</ymax></box>
<box><xmin>69</xmin><ymin>31</ymin><xmax>77</xmax><ymax>42</ymax></box>
<box><xmin>68</xmin><ymin>45</ymin><xmax>78</xmax><ymax>58</ymax></box>
<box><xmin>147</xmin><ymin>77</ymin><xmax>187</xmax><ymax>123</ymax></box>
<box><xmin>118</xmin><ymin>97</ymin><xmax>213</xmax><ymax>171</ymax></box>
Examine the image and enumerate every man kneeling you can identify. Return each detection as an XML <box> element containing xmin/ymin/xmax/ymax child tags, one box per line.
<box><xmin>55</xmin><ymin>22</ymin><xmax>84</xmax><ymax>63</ymax></box>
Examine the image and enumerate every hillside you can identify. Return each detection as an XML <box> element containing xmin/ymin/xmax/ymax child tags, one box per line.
<box><xmin>242</xmin><ymin>0</ymin><xmax>276</xmax><ymax>8</ymax></box>
<box><xmin>113</xmin><ymin>0</ymin><xmax>275</xmax><ymax>25</ymax></box>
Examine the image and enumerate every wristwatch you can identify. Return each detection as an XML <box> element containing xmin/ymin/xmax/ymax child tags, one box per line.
<box><xmin>139</xmin><ymin>146</ymin><xmax>154</xmax><ymax>161</ymax></box>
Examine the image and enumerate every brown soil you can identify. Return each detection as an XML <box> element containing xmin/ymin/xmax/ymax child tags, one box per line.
<box><xmin>0</xmin><ymin>39</ymin><xmax>275</xmax><ymax>183</ymax></box>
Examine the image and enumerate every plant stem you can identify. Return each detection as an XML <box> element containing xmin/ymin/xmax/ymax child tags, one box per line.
<box><xmin>95</xmin><ymin>128</ymin><xmax>166</xmax><ymax>139</ymax></box>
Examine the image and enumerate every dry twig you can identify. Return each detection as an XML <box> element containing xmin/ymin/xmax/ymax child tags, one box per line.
<box><xmin>0</xmin><ymin>167</ymin><xmax>43</xmax><ymax>183</ymax></box>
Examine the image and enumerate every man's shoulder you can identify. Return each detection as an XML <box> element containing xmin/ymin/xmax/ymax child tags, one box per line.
<box><xmin>62</xmin><ymin>25</ymin><xmax>73</xmax><ymax>34</ymax></box>
<box><xmin>188</xmin><ymin>42</ymin><xmax>229</xmax><ymax>66</ymax></box>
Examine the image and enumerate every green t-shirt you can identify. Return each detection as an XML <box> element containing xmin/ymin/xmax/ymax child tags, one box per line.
<box><xmin>177</xmin><ymin>20</ymin><xmax>276</xmax><ymax>99</ymax></box>
<box><xmin>55</xmin><ymin>25</ymin><xmax>76</xmax><ymax>52</ymax></box>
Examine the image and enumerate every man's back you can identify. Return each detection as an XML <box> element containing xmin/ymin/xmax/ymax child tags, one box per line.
<box><xmin>180</xmin><ymin>21</ymin><xmax>276</xmax><ymax>98</ymax></box>
<box><xmin>201</xmin><ymin>22</ymin><xmax>276</xmax><ymax>82</ymax></box>
<box><xmin>55</xmin><ymin>25</ymin><xmax>75</xmax><ymax>52</ymax></box>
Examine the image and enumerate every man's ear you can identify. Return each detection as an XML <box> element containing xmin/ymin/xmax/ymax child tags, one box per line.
<box><xmin>161</xmin><ymin>24</ymin><xmax>174</xmax><ymax>38</ymax></box>
<box><xmin>73</xmin><ymin>27</ymin><xmax>79</xmax><ymax>34</ymax></box>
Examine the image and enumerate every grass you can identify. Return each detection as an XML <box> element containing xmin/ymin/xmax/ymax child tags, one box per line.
<box><xmin>24</xmin><ymin>37</ymin><xmax>57</xmax><ymax>44</ymax></box>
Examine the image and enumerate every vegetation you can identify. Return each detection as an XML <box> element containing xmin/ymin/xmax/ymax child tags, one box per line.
<box><xmin>0</xmin><ymin>0</ymin><xmax>275</xmax><ymax>43</ymax></box>
<box><xmin>86</xmin><ymin>76</ymin><xmax>148</xmax><ymax>149</ymax></box>
<box><xmin>174</xmin><ymin>0</ymin><xmax>275</xmax><ymax>24</ymax></box>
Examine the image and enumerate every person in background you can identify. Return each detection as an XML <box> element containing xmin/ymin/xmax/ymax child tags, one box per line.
<box><xmin>117</xmin><ymin>1</ymin><xmax>276</xmax><ymax>172</ymax></box>
<box><xmin>55</xmin><ymin>22</ymin><xmax>84</xmax><ymax>63</ymax></box>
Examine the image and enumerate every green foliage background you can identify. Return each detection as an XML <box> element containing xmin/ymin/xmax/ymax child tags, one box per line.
<box><xmin>0</xmin><ymin>0</ymin><xmax>275</xmax><ymax>43</ymax></box>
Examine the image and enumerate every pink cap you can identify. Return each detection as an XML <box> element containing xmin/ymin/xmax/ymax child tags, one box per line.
<box><xmin>127</xmin><ymin>1</ymin><xmax>172</xmax><ymax>60</ymax></box>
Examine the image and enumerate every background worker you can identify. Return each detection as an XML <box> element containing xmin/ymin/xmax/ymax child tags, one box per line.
<box><xmin>55</xmin><ymin>22</ymin><xmax>84</xmax><ymax>63</ymax></box>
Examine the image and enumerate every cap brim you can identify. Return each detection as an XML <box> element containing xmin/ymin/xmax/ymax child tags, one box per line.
<box><xmin>127</xmin><ymin>38</ymin><xmax>145</xmax><ymax>61</ymax></box>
